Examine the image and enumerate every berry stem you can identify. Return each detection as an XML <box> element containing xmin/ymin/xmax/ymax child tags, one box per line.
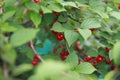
<box><xmin>29</xmin><ymin>41</ymin><xmax>45</xmax><ymax>63</ymax></box>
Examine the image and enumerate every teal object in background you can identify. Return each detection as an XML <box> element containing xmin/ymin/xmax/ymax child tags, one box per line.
<box><xmin>99</xmin><ymin>75</ymin><xmax>103</xmax><ymax>80</ymax></box>
<box><xmin>35</xmin><ymin>39</ymin><xmax>54</xmax><ymax>55</ymax></box>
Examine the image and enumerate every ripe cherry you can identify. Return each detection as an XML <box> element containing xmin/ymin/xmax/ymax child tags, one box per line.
<box><xmin>106</xmin><ymin>59</ymin><xmax>112</xmax><ymax>65</ymax></box>
<box><xmin>89</xmin><ymin>28</ymin><xmax>95</xmax><ymax>32</ymax></box>
<box><xmin>61</xmin><ymin>55</ymin><xmax>67</xmax><ymax>61</ymax></box>
<box><xmin>118</xmin><ymin>5</ymin><xmax>120</xmax><ymax>10</ymax></box>
<box><xmin>51</xmin><ymin>30</ymin><xmax>58</xmax><ymax>35</ymax></box>
<box><xmin>104</xmin><ymin>47</ymin><xmax>110</xmax><ymax>53</ymax></box>
<box><xmin>96</xmin><ymin>55</ymin><xmax>104</xmax><ymax>63</ymax></box>
<box><xmin>34</xmin><ymin>54</ymin><xmax>39</xmax><ymax>59</ymax></box>
<box><xmin>75</xmin><ymin>41</ymin><xmax>81</xmax><ymax>50</ymax></box>
<box><xmin>57</xmin><ymin>33</ymin><xmax>64</xmax><ymax>41</ymax></box>
<box><xmin>84</xmin><ymin>56</ymin><xmax>92</xmax><ymax>62</ymax></box>
<box><xmin>111</xmin><ymin>65</ymin><xmax>116</xmax><ymax>70</ymax></box>
<box><xmin>92</xmin><ymin>60</ymin><xmax>97</xmax><ymax>66</ymax></box>
<box><xmin>34</xmin><ymin>0</ymin><xmax>41</xmax><ymax>3</ymax></box>
<box><xmin>32</xmin><ymin>60</ymin><xmax>38</xmax><ymax>66</ymax></box>
<box><xmin>54</xmin><ymin>12</ymin><xmax>60</xmax><ymax>17</ymax></box>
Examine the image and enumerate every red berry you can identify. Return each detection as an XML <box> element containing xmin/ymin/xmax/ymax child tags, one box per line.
<box><xmin>60</xmin><ymin>50</ymin><xmax>66</xmax><ymax>56</ymax></box>
<box><xmin>34</xmin><ymin>54</ymin><xmax>39</xmax><ymax>59</ymax></box>
<box><xmin>61</xmin><ymin>55</ymin><xmax>67</xmax><ymax>61</ymax></box>
<box><xmin>92</xmin><ymin>60</ymin><xmax>97</xmax><ymax>65</ymax></box>
<box><xmin>104</xmin><ymin>47</ymin><xmax>110</xmax><ymax>53</ymax></box>
<box><xmin>106</xmin><ymin>60</ymin><xmax>112</xmax><ymax>65</ymax></box>
<box><xmin>51</xmin><ymin>30</ymin><xmax>58</xmax><ymax>35</ymax></box>
<box><xmin>111</xmin><ymin>65</ymin><xmax>116</xmax><ymax>70</ymax></box>
<box><xmin>96</xmin><ymin>55</ymin><xmax>104</xmax><ymax>63</ymax></box>
<box><xmin>65</xmin><ymin>51</ymin><xmax>69</xmax><ymax>56</ymax></box>
<box><xmin>89</xmin><ymin>28</ymin><xmax>95</xmax><ymax>32</ymax></box>
<box><xmin>118</xmin><ymin>5</ymin><xmax>120</xmax><ymax>10</ymax></box>
<box><xmin>34</xmin><ymin>0</ymin><xmax>41</xmax><ymax>3</ymax></box>
<box><xmin>84</xmin><ymin>56</ymin><xmax>92</xmax><ymax>62</ymax></box>
<box><xmin>32</xmin><ymin>60</ymin><xmax>38</xmax><ymax>66</ymax></box>
<box><xmin>53</xmin><ymin>48</ymin><xmax>57</xmax><ymax>53</ymax></box>
<box><xmin>54</xmin><ymin>12</ymin><xmax>60</xmax><ymax>17</ymax></box>
<box><xmin>60</xmin><ymin>44</ymin><xmax>64</xmax><ymax>48</ymax></box>
<box><xmin>57</xmin><ymin>33</ymin><xmax>64</xmax><ymax>41</ymax></box>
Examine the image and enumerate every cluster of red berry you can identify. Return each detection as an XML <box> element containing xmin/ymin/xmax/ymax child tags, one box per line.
<box><xmin>51</xmin><ymin>12</ymin><xmax>65</xmax><ymax>41</ymax></box>
<box><xmin>31</xmin><ymin>54</ymin><xmax>40</xmax><ymax>66</ymax></box>
<box><xmin>60</xmin><ymin>50</ymin><xmax>69</xmax><ymax>61</ymax></box>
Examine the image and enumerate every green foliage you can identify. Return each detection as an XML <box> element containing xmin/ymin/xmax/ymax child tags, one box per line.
<box><xmin>0</xmin><ymin>0</ymin><xmax>120</xmax><ymax>80</ymax></box>
<box><xmin>10</xmin><ymin>28</ymin><xmax>39</xmax><ymax>46</ymax></box>
<box><xmin>75</xmin><ymin>62</ymin><xmax>96</xmax><ymax>74</ymax></box>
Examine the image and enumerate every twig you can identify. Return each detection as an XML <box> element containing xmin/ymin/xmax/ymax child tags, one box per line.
<box><xmin>3</xmin><ymin>61</ymin><xmax>9</xmax><ymax>79</ymax></box>
<box><xmin>29</xmin><ymin>41</ymin><xmax>45</xmax><ymax>63</ymax></box>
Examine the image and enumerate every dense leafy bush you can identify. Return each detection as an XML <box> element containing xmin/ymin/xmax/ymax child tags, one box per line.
<box><xmin>0</xmin><ymin>0</ymin><xmax>120</xmax><ymax>80</ymax></box>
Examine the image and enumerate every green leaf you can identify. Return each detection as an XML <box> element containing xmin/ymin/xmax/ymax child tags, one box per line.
<box><xmin>110</xmin><ymin>11</ymin><xmax>120</xmax><ymax>20</ymax></box>
<box><xmin>98</xmin><ymin>47</ymin><xmax>107</xmax><ymax>57</ymax></box>
<box><xmin>2</xmin><ymin>10</ymin><xmax>16</xmax><ymax>22</ymax></box>
<box><xmin>10</xmin><ymin>28</ymin><xmax>39</xmax><ymax>46</ymax></box>
<box><xmin>64</xmin><ymin>30</ymin><xmax>79</xmax><ymax>47</ymax></box>
<box><xmin>65</xmin><ymin>52</ymin><xmax>78</xmax><ymax>68</ymax></box>
<box><xmin>34</xmin><ymin>61</ymin><xmax>69</xmax><ymax>79</ymax></box>
<box><xmin>95</xmin><ymin>11</ymin><xmax>109</xmax><ymax>19</ymax></box>
<box><xmin>51</xmin><ymin>22</ymin><xmax>67</xmax><ymax>32</ymax></box>
<box><xmin>1</xmin><ymin>44</ymin><xmax>16</xmax><ymax>64</ymax></box>
<box><xmin>41</xmin><ymin>6</ymin><xmax>52</xmax><ymax>14</ymax></box>
<box><xmin>25</xmin><ymin>1</ymin><xmax>40</xmax><ymax>13</ymax></box>
<box><xmin>104</xmin><ymin>71</ymin><xmax>115</xmax><ymax>80</ymax></box>
<box><xmin>81</xmin><ymin>18</ymin><xmax>101</xmax><ymax>28</ymax></box>
<box><xmin>1</xmin><ymin>23</ymin><xmax>18</xmax><ymax>32</ymax></box>
<box><xmin>112</xmin><ymin>41</ymin><xmax>120</xmax><ymax>66</ymax></box>
<box><xmin>30</xmin><ymin>12</ymin><xmax>41</xmax><ymax>28</ymax></box>
<box><xmin>75</xmin><ymin>62</ymin><xmax>96</xmax><ymax>74</ymax></box>
<box><xmin>86</xmin><ymin>49</ymin><xmax>98</xmax><ymax>57</ymax></box>
<box><xmin>78</xmin><ymin>28</ymin><xmax>92</xmax><ymax>40</ymax></box>
<box><xmin>60</xmin><ymin>1</ymin><xmax>78</xmax><ymax>8</ymax></box>
<box><xmin>12</xmin><ymin>64</ymin><xmax>33</xmax><ymax>76</ymax></box>
<box><xmin>47</xmin><ymin>3</ymin><xmax>66</xmax><ymax>12</ymax></box>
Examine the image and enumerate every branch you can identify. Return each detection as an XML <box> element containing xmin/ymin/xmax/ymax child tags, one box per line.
<box><xmin>3</xmin><ymin>61</ymin><xmax>9</xmax><ymax>79</ymax></box>
<box><xmin>29</xmin><ymin>41</ymin><xmax>45</xmax><ymax>63</ymax></box>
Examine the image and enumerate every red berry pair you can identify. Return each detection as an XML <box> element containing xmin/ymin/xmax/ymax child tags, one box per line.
<box><xmin>31</xmin><ymin>54</ymin><xmax>40</xmax><ymax>66</ymax></box>
<box><xmin>60</xmin><ymin>50</ymin><xmax>69</xmax><ymax>61</ymax></box>
<box><xmin>84</xmin><ymin>56</ymin><xmax>92</xmax><ymax>62</ymax></box>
